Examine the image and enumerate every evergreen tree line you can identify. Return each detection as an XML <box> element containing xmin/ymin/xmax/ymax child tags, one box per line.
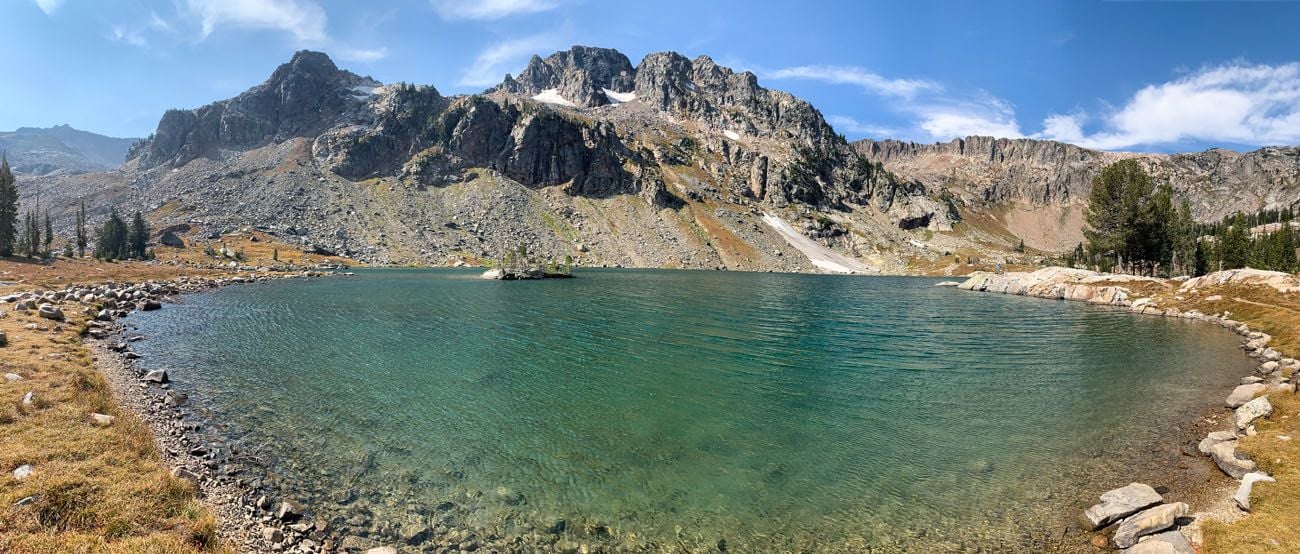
<box><xmin>0</xmin><ymin>156</ymin><xmax>151</xmax><ymax>261</ymax></box>
<box><xmin>1071</xmin><ymin>159</ymin><xmax>1298</xmax><ymax>276</ymax></box>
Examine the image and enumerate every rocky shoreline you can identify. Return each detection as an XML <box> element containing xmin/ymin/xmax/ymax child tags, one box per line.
<box><xmin>958</xmin><ymin>267</ymin><xmax>1300</xmax><ymax>552</ymax></box>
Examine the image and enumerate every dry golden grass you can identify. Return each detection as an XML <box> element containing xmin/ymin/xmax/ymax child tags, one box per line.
<box><xmin>150</xmin><ymin>229</ymin><xmax>356</xmax><ymax>269</ymax></box>
<box><xmin>1152</xmin><ymin>282</ymin><xmax>1300</xmax><ymax>552</ymax></box>
<box><xmin>0</xmin><ymin>274</ymin><xmax>229</xmax><ymax>553</ymax></box>
<box><xmin>0</xmin><ymin>258</ymin><xmax>215</xmax><ymax>296</ymax></box>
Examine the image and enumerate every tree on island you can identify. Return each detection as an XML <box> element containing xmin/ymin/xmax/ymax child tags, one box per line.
<box><xmin>0</xmin><ymin>156</ymin><xmax>15</xmax><ymax>257</ymax></box>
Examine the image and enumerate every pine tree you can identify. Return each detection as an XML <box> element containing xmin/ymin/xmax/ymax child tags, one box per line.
<box><xmin>94</xmin><ymin>209</ymin><xmax>129</xmax><ymax>260</ymax></box>
<box><xmin>0</xmin><ymin>157</ymin><xmax>16</xmax><ymax>258</ymax></box>
<box><xmin>75</xmin><ymin>200</ymin><xmax>87</xmax><ymax>258</ymax></box>
<box><xmin>40</xmin><ymin>212</ymin><xmax>51</xmax><ymax>258</ymax></box>
<box><xmin>128</xmin><ymin>211</ymin><xmax>148</xmax><ymax>259</ymax></box>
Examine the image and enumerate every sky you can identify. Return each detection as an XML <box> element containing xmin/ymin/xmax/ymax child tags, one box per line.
<box><xmin>2</xmin><ymin>0</ymin><xmax>1299</xmax><ymax>153</ymax></box>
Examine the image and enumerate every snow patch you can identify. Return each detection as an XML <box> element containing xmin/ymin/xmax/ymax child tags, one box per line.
<box><xmin>760</xmin><ymin>212</ymin><xmax>873</xmax><ymax>274</ymax></box>
<box><xmin>350</xmin><ymin>84</ymin><xmax>383</xmax><ymax>100</ymax></box>
<box><xmin>603</xmin><ymin>88</ymin><xmax>636</xmax><ymax>104</ymax></box>
<box><xmin>532</xmin><ymin>88</ymin><xmax>576</xmax><ymax>107</ymax></box>
<box><xmin>723</xmin><ymin>130</ymin><xmax>740</xmax><ymax>141</ymax></box>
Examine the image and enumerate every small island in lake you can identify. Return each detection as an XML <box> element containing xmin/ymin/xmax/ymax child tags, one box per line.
<box><xmin>482</xmin><ymin>244</ymin><xmax>575</xmax><ymax>280</ymax></box>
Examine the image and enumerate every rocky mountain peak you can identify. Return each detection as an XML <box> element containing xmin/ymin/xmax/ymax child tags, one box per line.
<box><xmin>495</xmin><ymin>45</ymin><xmax>635</xmax><ymax>107</ymax></box>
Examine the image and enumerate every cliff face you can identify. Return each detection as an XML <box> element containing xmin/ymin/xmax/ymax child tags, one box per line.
<box><xmin>856</xmin><ymin>137</ymin><xmax>1300</xmax><ymax>221</ymax></box>
<box><xmin>26</xmin><ymin>47</ymin><xmax>968</xmax><ymax>271</ymax></box>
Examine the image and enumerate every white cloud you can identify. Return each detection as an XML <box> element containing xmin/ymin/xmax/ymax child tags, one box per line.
<box><xmin>109</xmin><ymin>24</ymin><xmax>149</xmax><ymax>47</ymax></box>
<box><xmin>1038</xmin><ymin>113</ymin><xmax>1085</xmax><ymax>143</ymax></box>
<box><xmin>767</xmin><ymin>65</ymin><xmax>939</xmax><ymax>99</ymax></box>
<box><xmin>431</xmin><ymin>0</ymin><xmax>558</xmax><ymax>21</ymax></box>
<box><xmin>911</xmin><ymin>93</ymin><xmax>1023</xmax><ymax>140</ymax></box>
<box><xmin>31</xmin><ymin>0</ymin><xmax>63</xmax><ymax>15</ymax></box>
<box><xmin>1054</xmin><ymin>62</ymin><xmax>1300</xmax><ymax>150</ymax></box>
<box><xmin>826</xmin><ymin>115</ymin><xmax>899</xmax><ymax>137</ymax></box>
<box><xmin>184</xmin><ymin>0</ymin><xmax>328</xmax><ymax>44</ymax></box>
<box><xmin>336</xmin><ymin>46</ymin><xmax>389</xmax><ymax>63</ymax></box>
<box><xmin>458</xmin><ymin>33</ymin><xmax>566</xmax><ymax>88</ymax></box>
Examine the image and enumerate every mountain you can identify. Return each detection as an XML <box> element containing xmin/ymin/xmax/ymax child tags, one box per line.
<box><xmin>0</xmin><ymin>124</ymin><xmax>138</xmax><ymax>175</ymax></box>
<box><xmin>856</xmin><ymin>137</ymin><xmax>1300</xmax><ymax>250</ymax></box>
<box><xmin>25</xmin><ymin>48</ymin><xmax>961</xmax><ymax>272</ymax></box>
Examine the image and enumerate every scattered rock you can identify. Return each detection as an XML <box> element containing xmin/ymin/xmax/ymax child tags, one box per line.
<box><xmin>3</xmin><ymin>372</ymin><xmax>22</xmax><ymax>381</ymax></box>
<box><xmin>1122</xmin><ymin>529</ymin><xmax>1195</xmax><ymax>554</ymax></box>
<box><xmin>1241</xmin><ymin>375</ymin><xmax>1264</xmax><ymax>385</ymax></box>
<box><xmin>12</xmin><ymin>464</ymin><xmax>33</xmax><ymax>480</ymax></box>
<box><xmin>256</xmin><ymin>495</ymin><xmax>271</xmax><ymax>510</ymax></box>
<box><xmin>1084</xmin><ymin>483</ymin><xmax>1163</xmax><ymax>530</ymax></box>
<box><xmin>1113</xmin><ymin>502</ymin><xmax>1188</xmax><ymax>549</ymax></box>
<box><xmin>88</xmin><ymin>413</ymin><xmax>116</xmax><ymax>426</ymax></box>
<box><xmin>365</xmin><ymin>547</ymin><xmax>398</xmax><ymax>554</ymax></box>
<box><xmin>163</xmin><ymin>390</ymin><xmax>188</xmax><ymax>407</ymax></box>
<box><xmin>1259</xmin><ymin>361</ymin><xmax>1280</xmax><ymax>374</ymax></box>
<box><xmin>262</xmin><ymin>526</ymin><xmax>285</xmax><ymax>543</ymax></box>
<box><xmin>1199</xmin><ymin>432</ymin><xmax>1257</xmax><ymax>479</ymax></box>
<box><xmin>36</xmin><ymin>303</ymin><xmax>64</xmax><ymax>321</ymax></box>
<box><xmin>1233</xmin><ymin>472</ymin><xmax>1276</xmax><ymax>511</ymax></box>
<box><xmin>276</xmin><ymin>500</ymin><xmax>304</xmax><ymax>520</ymax></box>
<box><xmin>13</xmin><ymin>495</ymin><xmax>36</xmax><ymax>507</ymax></box>
<box><xmin>21</xmin><ymin>391</ymin><xmax>35</xmax><ymax>407</ymax></box>
<box><xmin>1235</xmin><ymin>396</ymin><xmax>1273</xmax><ymax>430</ymax></box>
<box><xmin>142</xmin><ymin>369</ymin><xmax>168</xmax><ymax>383</ymax></box>
<box><xmin>1226</xmin><ymin>384</ymin><xmax>1267</xmax><ymax>408</ymax></box>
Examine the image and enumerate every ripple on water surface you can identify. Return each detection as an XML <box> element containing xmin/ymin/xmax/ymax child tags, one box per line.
<box><xmin>127</xmin><ymin>269</ymin><xmax>1250</xmax><ymax>551</ymax></box>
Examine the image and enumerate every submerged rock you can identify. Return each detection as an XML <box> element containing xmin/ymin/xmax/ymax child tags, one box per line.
<box><xmin>1084</xmin><ymin>483</ymin><xmax>1163</xmax><ymax>530</ymax></box>
<box><xmin>142</xmin><ymin>369</ymin><xmax>168</xmax><ymax>384</ymax></box>
<box><xmin>1113</xmin><ymin>502</ymin><xmax>1187</xmax><ymax>549</ymax></box>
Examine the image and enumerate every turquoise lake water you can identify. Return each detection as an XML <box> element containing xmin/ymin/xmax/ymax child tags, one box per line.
<box><xmin>126</xmin><ymin>269</ymin><xmax>1251</xmax><ymax>551</ymax></box>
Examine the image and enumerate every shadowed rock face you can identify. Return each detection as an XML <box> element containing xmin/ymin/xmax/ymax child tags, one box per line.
<box><xmin>856</xmin><ymin>136</ymin><xmax>1300</xmax><ymax>221</ymax></box>
<box><xmin>136</xmin><ymin>50</ymin><xmax>382</xmax><ymax>169</ymax></box>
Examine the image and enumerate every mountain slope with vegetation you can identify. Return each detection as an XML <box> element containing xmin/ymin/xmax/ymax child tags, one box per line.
<box><xmin>0</xmin><ymin>125</ymin><xmax>138</xmax><ymax>176</ymax></box>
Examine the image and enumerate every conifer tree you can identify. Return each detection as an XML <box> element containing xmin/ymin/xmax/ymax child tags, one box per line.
<box><xmin>94</xmin><ymin>209</ymin><xmax>129</xmax><ymax>260</ymax></box>
<box><xmin>42</xmin><ymin>211</ymin><xmax>52</xmax><ymax>258</ymax></box>
<box><xmin>128</xmin><ymin>211</ymin><xmax>148</xmax><ymax>259</ymax></box>
<box><xmin>75</xmin><ymin>200</ymin><xmax>87</xmax><ymax>258</ymax></box>
<box><xmin>0</xmin><ymin>156</ymin><xmax>17</xmax><ymax>257</ymax></box>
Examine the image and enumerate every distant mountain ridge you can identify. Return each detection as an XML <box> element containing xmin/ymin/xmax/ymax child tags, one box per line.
<box><xmin>856</xmin><ymin>136</ymin><xmax>1300</xmax><ymax>222</ymax></box>
<box><xmin>0</xmin><ymin>124</ymin><xmax>138</xmax><ymax>175</ymax></box>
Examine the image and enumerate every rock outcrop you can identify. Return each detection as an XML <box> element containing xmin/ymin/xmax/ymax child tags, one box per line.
<box><xmin>856</xmin><ymin>136</ymin><xmax>1300</xmax><ymax>223</ymax></box>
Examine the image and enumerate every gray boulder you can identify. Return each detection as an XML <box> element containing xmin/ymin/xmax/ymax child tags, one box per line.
<box><xmin>1235</xmin><ymin>396</ymin><xmax>1273</xmax><ymax>430</ymax></box>
<box><xmin>1084</xmin><ymin>483</ymin><xmax>1163</xmax><ymax>530</ymax></box>
<box><xmin>1226</xmin><ymin>384</ymin><xmax>1267</xmax><ymax>408</ymax></box>
<box><xmin>1122</xmin><ymin>529</ymin><xmax>1195</xmax><ymax>553</ymax></box>
<box><xmin>12</xmin><ymin>464</ymin><xmax>33</xmax><ymax>480</ymax></box>
<box><xmin>36</xmin><ymin>303</ymin><xmax>64</xmax><ymax>321</ymax></box>
<box><xmin>141</xmin><ymin>369</ymin><xmax>168</xmax><ymax>383</ymax></box>
<box><xmin>1113</xmin><ymin>502</ymin><xmax>1187</xmax><ymax>549</ymax></box>
<box><xmin>1199</xmin><ymin>432</ymin><xmax>1257</xmax><ymax>479</ymax></box>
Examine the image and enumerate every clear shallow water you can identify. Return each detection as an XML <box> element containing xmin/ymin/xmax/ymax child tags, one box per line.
<box><xmin>127</xmin><ymin>269</ymin><xmax>1250</xmax><ymax>551</ymax></box>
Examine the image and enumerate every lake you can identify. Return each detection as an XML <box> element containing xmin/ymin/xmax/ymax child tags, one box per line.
<box><xmin>125</xmin><ymin>269</ymin><xmax>1250</xmax><ymax>551</ymax></box>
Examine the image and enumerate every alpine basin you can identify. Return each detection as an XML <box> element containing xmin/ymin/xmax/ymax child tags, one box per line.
<box><xmin>125</xmin><ymin>269</ymin><xmax>1249</xmax><ymax>551</ymax></box>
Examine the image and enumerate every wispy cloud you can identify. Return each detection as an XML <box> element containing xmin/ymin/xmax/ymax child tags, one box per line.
<box><xmin>767</xmin><ymin>66</ymin><xmax>940</xmax><ymax>99</ymax></box>
<box><xmin>1043</xmin><ymin>61</ymin><xmax>1300</xmax><ymax>150</ymax></box>
<box><xmin>458</xmin><ymin>32</ymin><xmax>568</xmax><ymax>88</ymax></box>
<box><xmin>336</xmin><ymin>46</ymin><xmax>389</xmax><ymax>63</ymax></box>
<box><xmin>430</xmin><ymin>0</ymin><xmax>559</xmax><ymax>21</ymax></box>
<box><xmin>184</xmin><ymin>0</ymin><xmax>328</xmax><ymax>44</ymax></box>
<box><xmin>31</xmin><ymin>0</ymin><xmax>63</xmax><ymax>15</ymax></box>
<box><xmin>826</xmin><ymin>115</ymin><xmax>899</xmax><ymax>137</ymax></box>
<box><xmin>767</xmin><ymin>62</ymin><xmax>1021</xmax><ymax>142</ymax></box>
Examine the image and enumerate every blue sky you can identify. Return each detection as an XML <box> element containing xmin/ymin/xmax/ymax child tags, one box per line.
<box><xmin>3</xmin><ymin>0</ymin><xmax>1298</xmax><ymax>153</ymax></box>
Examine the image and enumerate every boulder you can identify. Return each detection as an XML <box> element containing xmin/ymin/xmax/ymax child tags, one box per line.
<box><xmin>1113</xmin><ymin>502</ymin><xmax>1188</xmax><ymax>549</ymax></box>
<box><xmin>142</xmin><ymin>369</ymin><xmax>168</xmax><ymax>384</ymax></box>
<box><xmin>1261</xmin><ymin>348</ymin><xmax>1282</xmax><ymax>362</ymax></box>
<box><xmin>1199</xmin><ymin>433</ymin><xmax>1257</xmax><ymax>479</ymax></box>
<box><xmin>261</xmin><ymin>526</ymin><xmax>285</xmax><ymax>544</ymax></box>
<box><xmin>21</xmin><ymin>391</ymin><xmax>35</xmax><ymax>407</ymax></box>
<box><xmin>1084</xmin><ymin>483</ymin><xmax>1163</xmax><ymax>530</ymax></box>
<box><xmin>140</xmin><ymin>299</ymin><xmax>162</xmax><ymax>311</ymax></box>
<box><xmin>163</xmin><ymin>390</ymin><xmax>188</xmax><ymax>407</ymax></box>
<box><xmin>1233</xmin><ymin>472</ymin><xmax>1275</xmax><ymax>511</ymax></box>
<box><xmin>365</xmin><ymin>547</ymin><xmax>398</xmax><ymax>554</ymax></box>
<box><xmin>1235</xmin><ymin>396</ymin><xmax>1273</xmax><ymax>430</ymax></box>
<box><xmin>88</xmin><ymin>413</ymin><xmax>115</xmax><ymax>427</ymax></box>
<box><xmin>1226</xmin><ymin>384</ymin><xmax>1267</xmax><ymax>408</ymax></box>
<box><xmin>276</xmin><ymin>500</ymin><xmax>304</xmax><ymax>520</ymax></box>
<box><xmin>3</xmin><ymin>372</ymin><xmax>21</xmax><ymax>381</ymax></box>
<box><xmin>1241</xmin><ymin>375</ymin><xmax>1264</xmax><ymax>385</ymax></box>
<box><xmin>1122</xmin><ymin>530</ymin><xmax>1195</xmax><ymax>554</ymax></box>
<box><xmin>36</xmin><ymin>304</ymin><xmax>64</xmax><ymax>321</ymax></box>
<box><xmin>1259</xmin><ymin>361</ymin><xmax>1280</xmax><ymax>374</ymax></box>
<box><xmin>160</xmin><ymin>231</ymin><xmax>185</xmax><ymax>247</ymax></box>
<box><xmin>12</xmin><ymin>464</ymin><xmax>33</xmax><ymax>480</ymax></box>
